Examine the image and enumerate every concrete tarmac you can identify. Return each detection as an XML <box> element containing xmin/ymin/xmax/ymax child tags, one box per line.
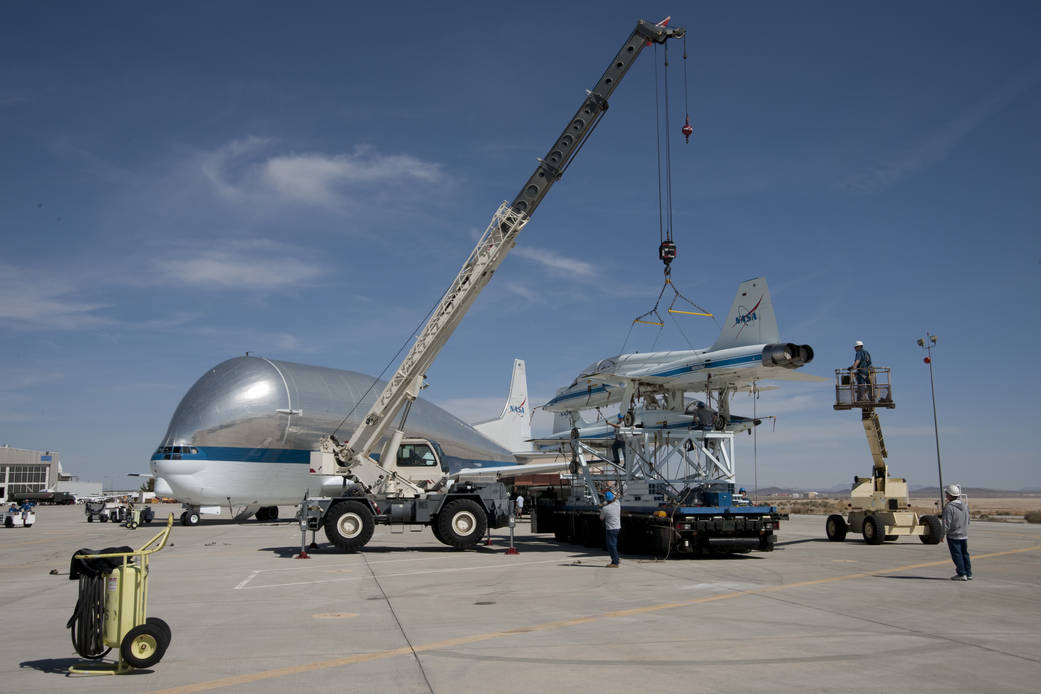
<box><xmin>2</xmin><ymin>504</ymin><xmax>1039</xmax><ymax>693</ymax></box>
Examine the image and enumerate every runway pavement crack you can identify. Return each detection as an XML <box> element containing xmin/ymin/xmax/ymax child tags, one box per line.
<box><xmin>361</xmin><ymin>553</ymin><xmax>436</xmax><ymax>693</ymax></box>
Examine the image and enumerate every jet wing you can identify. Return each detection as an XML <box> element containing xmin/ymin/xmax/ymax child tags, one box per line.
<box><xmin>452</xmin><ymin>459</ymin><xmax>570</xmax><ymax>482</ymax></box>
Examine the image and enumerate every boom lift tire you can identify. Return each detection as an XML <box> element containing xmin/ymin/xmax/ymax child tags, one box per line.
<box><xmin>862</xmin><ymin>515</ymin><xmax>885</xmax><ymax>545</ymax></box>
<box><xmin>919</xmin><ymin>514</ymin><xmax>943</xmax><ymax>544</ymax></box>
<box><xmin>826</xmin><ymin>514</ymin><xmax>848</xmax><ymax>542</ymax></box>
<box><xmin>437</xmin><ymin>499</ymin><xmax>487</xmax><ymax>549</ymax></box>
<box><xmin>120</xmin><ymin>622</ymin><xmax>169</xmax><ymax>669</ymax></box>
<box><xmin>325</xmin><ymin>501</ymin><xmax>374</xmax><ymax>552</ymax></box>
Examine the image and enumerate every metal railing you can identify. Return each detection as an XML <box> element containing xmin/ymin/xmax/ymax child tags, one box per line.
<box><xmin>834</xmin><ymin>367</ymin><xmax>894</xmax><ymax>410</ymax></box>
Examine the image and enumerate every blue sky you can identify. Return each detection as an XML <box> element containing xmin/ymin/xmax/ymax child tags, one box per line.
<box><xmin>2</xmin><ymin>1</ymin><xmax>1039</xmax><ymax>491</ymax></box>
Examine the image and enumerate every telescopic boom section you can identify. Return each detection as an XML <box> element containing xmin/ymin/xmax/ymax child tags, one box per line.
<box><xmin>314</xmin><ymin>19</ymin><xmax>686</xmax><ymax>481</ymax></box>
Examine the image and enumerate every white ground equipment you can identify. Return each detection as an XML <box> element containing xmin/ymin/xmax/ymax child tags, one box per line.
<box><xmin>826</xmin><ymin>367</ymin><xmax>943</xmax><ymax>544</ymax></box>
<box><xmin>4</xmin><ymin>504</ymin><xmax>36</xmax><ymax>528</ymax></box>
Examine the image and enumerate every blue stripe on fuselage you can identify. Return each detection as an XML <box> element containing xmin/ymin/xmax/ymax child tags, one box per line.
<box><xmin>650</xmin><ymin>353</ymin><xmax>761</xmax><ymax>379</ymax></box>
<box><xmin>150</xmin><ymin>445</ymin><xmax>512</xmax><ymax>474</ymax></box>
<box><xmin>546</xmin><ymin>384</ymin><xmax>610</xmax><ymax>407</ymax></box>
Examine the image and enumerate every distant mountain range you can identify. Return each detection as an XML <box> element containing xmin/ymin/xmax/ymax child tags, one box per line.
<box><xmin>754</xmin><ymin>485</ymin><xmax>1041</xmax><ymax>498</ymax></box>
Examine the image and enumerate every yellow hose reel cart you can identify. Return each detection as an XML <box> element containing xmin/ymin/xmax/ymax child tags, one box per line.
<box><xmin>67</xmin><ymin>515</ymin><xmax>174</xmax><ymax>674</ymax></box>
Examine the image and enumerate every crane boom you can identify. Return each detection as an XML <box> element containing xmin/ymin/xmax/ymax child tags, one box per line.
<box><xmin>312</xmin><ymin>19</ymin><xmax>686</xmax><ymax>489</ymax></box>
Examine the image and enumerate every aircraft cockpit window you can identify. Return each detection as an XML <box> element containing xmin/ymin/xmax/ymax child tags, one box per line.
<box><xmin>397</xmin><ymin>444</ymin><xmax>438</xmax><ymax>467</ymax></box>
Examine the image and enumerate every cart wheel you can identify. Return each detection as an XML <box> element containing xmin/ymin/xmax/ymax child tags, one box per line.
<box><xmin>825</xmin><ymin>514</ymin><xmax>847</xmax><ymax>542</ymax></box>
<box><xmin>146</xmin><ymin>617</ymin><xmax>172</xmax><ymax>647</ymax></box>
<box><xmin>128</xmin><ymin>520</ymin><xmax>138</xmax><ymax>530</ymax></box>
<box><xmin>120</xmin><ymin>623</ymin><xmax>168</xmax><ymax>669</ymax></box>
<box><xmin>87</xmin><ymin>515</ymin><xmax>94</xmax><ymax>523</ymax></box>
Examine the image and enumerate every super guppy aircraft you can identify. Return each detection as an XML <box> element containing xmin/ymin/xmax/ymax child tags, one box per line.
<box><xmin>150</xmin><ymin>356</ymin><xmax>524</xmax><ymax>525</ymax></box>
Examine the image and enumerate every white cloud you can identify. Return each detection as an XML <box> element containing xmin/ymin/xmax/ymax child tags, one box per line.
<box><xmin>511</xmin><ymin>246</ymin><xmax>596</xmax><ymax>277</ymax></box>
<box><xmin>157</xmin><ymin>244</ymin><xmax>324</xmax><ymax>290</ymax></box>
<box><xmin>0</xmin><ymin>263</ymin><xmax>111</xmax><ymax>329</ymax></box>
<box><xmin>198</xmin><ymin>138</ymin><xmax>445</xmax><ymax>210</ymax></box>
<box><xmin>839</xmin><ymin>65</ymin><xmax>1041</xmax><ymax>193</ymax></box>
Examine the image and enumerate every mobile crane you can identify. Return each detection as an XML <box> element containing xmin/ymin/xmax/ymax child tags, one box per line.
<box><xmin>305</xmin><ymin>19</ymin><xmax>687</xmax><ymax>551</ymax></box>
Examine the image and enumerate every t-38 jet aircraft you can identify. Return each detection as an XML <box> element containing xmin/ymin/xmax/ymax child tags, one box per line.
<box><xmin>543</xmin><ymin>277</ymin><xmax>823</xmax><ymax>426</ymax></box>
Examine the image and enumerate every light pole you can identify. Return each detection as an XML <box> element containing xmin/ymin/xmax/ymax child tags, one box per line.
<box><xmin>917</xmin><ymin>333</ymin><xmax>944</xmax><ymax>512</ymax></box>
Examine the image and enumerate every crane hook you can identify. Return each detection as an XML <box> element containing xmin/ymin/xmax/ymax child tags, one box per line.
<box><xmin>682</xmin><ymin>116</ymin><xmax>693</xmax><ymax>144</ymax></box>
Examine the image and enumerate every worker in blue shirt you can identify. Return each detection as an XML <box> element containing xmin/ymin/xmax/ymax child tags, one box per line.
<box><xmin>851</xmin><ymin>340</ymin><xmax>872</xmax><ymax>402</ymax></box>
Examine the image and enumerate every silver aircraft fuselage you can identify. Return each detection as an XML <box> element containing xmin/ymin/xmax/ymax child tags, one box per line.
<box><xmin>150</xmin><ymin>356</ymin><xmax>514</xmax><ymax>506</ymax></box>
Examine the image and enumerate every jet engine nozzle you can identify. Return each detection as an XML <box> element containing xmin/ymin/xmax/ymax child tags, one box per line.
<box><xmin>762</xmin><ymin>343</ymin><xmax>814</xmax><ymax>369</ymax></box>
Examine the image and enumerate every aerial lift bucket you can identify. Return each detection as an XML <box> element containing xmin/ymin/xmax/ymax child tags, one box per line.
<box><xmin>67</xmin><ymin>515</ymin><xmax>174</xmax><ymax>675</ymax></box>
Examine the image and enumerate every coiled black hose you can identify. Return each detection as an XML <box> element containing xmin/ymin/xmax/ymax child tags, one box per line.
<box><xmin>67</xmin><ymin>574</ymin><xmax>110</xmax><ymax>659</ymax></box>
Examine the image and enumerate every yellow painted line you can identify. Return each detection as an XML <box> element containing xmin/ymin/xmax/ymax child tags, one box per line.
<box><xmin>312</xmin><ymin>612</ymin><xmax>358</xmax><ymax>620</ymax></box>
<box><xmin>149</xmin><ymin>544</ymin><xmax>1041</xmax><ymax>694</ymax></box>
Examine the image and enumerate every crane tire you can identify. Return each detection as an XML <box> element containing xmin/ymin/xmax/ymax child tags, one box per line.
<box><xmin>324</xmin><ymin>501</ymin><xmax>374</xmax><ymax>552</ymax></box>
<box><xmin>438</xmin><ymin>499</ymin><xmax>487</xmax><ymax>549</ymax></box>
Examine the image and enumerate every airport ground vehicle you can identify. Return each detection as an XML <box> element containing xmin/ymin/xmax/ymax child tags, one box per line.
<box><xmin>532</xmin><ymin>429</ymin><xmax>783</xmax><ymax>555</ymax></box>
<box><xmin>85</xmin><ymin>499</ymin><xmax>155</xmax><ymax>526</ymax></box>
<box><xmin>67</xmin><ymin>516</ymin><xmax>174</xmax><ymax>674</ymax></box>
<box><xmin>5</xmin><ymin>503</ymin><xmax>36</xmax><ymax>528</ymax></box>
<box><xmin>826</xmin><ymin>367</ymin><xmax>943</xmax><ymax>544</ymax></box>
<box><xmin>306</xmin><ymin>19</ymin><xmax>688</xmax><ymax>551</ymax></box>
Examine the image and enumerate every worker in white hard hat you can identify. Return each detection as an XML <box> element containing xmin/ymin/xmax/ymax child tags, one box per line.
<box><xmin>850</xmin><ymin>340</ymin><xmax>873</xmax><ymax>402</ymax></box>
<box><xmin>941</xmin><ymin>483</ymin><xmax>972</xmax><ymax>581</ymax></box>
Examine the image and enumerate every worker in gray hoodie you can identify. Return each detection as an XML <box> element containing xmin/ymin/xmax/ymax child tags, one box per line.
<box><xmin>941</xmin><ymin>483</ymin><xmax>972</xmax><ymax>581</ymax></box>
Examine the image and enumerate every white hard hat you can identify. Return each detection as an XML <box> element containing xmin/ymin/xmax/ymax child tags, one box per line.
<box><xmin>945</xmin><ymin>483</ymin><xmax>962</xmax><ymax>497</ymax></box>
<box><xmin>854</xmin><ymin>340</ymin><xmax>864</xmax><ymax>347</ymax></box>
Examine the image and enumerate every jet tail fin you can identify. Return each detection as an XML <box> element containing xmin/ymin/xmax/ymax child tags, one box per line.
<box><xmin>473</xmin><ymin>359</ymin><xmax>532</xmax><ymax>453</ymax></box>
<box><xmin>710</xmin><ymin>277</ymin><xmax>780</xmax><ymax>351</ymax></box>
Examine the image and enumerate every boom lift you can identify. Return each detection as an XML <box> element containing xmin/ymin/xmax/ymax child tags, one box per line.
<box><xmin>306</xmin><ymin>19</ymin><xmax>687</xmax><ymax>551</ymax></box>
<box><xmin>826</xmin><ymin>367</ymin><xmax>943</xmax><ymax>544</ymax></box>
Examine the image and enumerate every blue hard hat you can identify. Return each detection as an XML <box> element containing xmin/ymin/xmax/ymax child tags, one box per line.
<box><xmin>617</xmin><ymin>414</ymin><xmax>623</xmax><ymax>420</ymax></box>
<box><xmin>604</xmin><ymin>491</ymin><xmax>615</xmax><ymax>501</ymax></box>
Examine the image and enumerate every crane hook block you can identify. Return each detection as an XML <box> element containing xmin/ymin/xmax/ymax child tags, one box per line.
<box><xmin>659</xmin><ymin>240</ymin><xmax>677</xmax><ymax>265</ymax></box>
<box><xmin>682</xmin><ymin>116</ymin><xmax>693</xmax><ymax>143</ymax></box>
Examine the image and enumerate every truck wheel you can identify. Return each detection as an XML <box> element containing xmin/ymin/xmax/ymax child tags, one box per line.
<box><xmin>87</xmin><ymin>515</ymin><xmax>94</xmax><ymax>523</ymax></box>
<box><xmin>553</xmin><ymin>513</ymin><xmax>568</xmax><ymax>542</ymax></box>
<box><xmin>120</xmin><ymin>623</ymin><xmax>168</xmax><ymax>669</ymax></box>
<box><xmin>919</xmin><ymin>515</ymin><xmax>943</xmax><ymax>544</ymax></box>
<box><xmin>324</xmin><ymin>501</ymin><xmax>374</xmax><ymax>552</ymax></box>
<box><xmin>438</xmin><ymin>499</ymin><xmax>487</xmax><ymax>549</ymax></box>
<box><xmin>431</xmin><ymin>519</ymin><xmax>447</xmax><ymax>545</ymax></box>
<box><xmin>758</xmin><ymin>534</ymin><xmax>775</xmax><ymax>552</ymax></box>
<box><xmin>825</xmin><ymin>514</ymin><xmax>847</xmax><ymax>542</ymax></box>
<box><xmin>862</xmin><ymin>515</ymin><xmax>885</xmax><ymax>545</ymax></box>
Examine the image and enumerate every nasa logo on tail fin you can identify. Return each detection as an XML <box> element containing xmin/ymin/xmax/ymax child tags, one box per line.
<box><xmin>710</xmin><ymin>277</ymin><xmax>780</xmax><ymax>351</ymax></box>
<box><xmin>473</xmin><ymin>359</ymin><xmax>533</xmax><ymax>453</ymax></box>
